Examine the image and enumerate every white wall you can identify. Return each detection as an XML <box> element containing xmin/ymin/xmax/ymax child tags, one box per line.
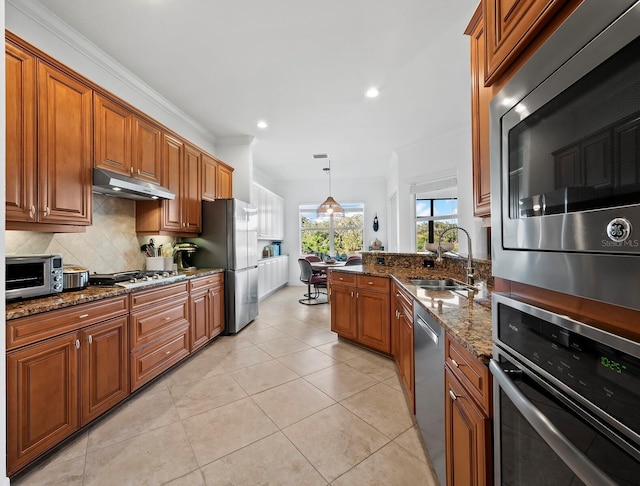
<box><xmin>215</xmin><ymin>137</ymin><xmax>255</xmax><ymax>203</ymax></box>
<box><xmin>276</xmin><ymin>176</ymin><xmax>387</xmax><ymax>285</ymax></box>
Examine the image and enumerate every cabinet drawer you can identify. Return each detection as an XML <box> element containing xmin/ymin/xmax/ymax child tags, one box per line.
<box><xmin>7</xmin><ymin>295</ymin><xmax>128</xmax><ymax>351</ymax></box>
<box><xmin>130</xmin><ymin>296</ymin><xmax>189</xmax><ymax>350</ymax></box>
<box><xmin>392</xmin><ymin>280</ymin><xmax>413</xmax><ymax>322</ymax></box>
<box><xmin>445</xmin><ymin>333</ymin><xmax>491</xmax><ymax>415</ymax></box>
<box><xmin>130</xmin><ymin>323</ymin><xmax>190</xmax><ymax>391</ymax></box>
<box><xmin>357</xmin><ymin>275</ymin><xmax>389</xmax><ymax>293</ymax></box>
<box><xmin>189</xmin><ymin>273</ymin><xmax>223</xmax><ymax>291</ymax></box>
<box><xmin>129</xmin><ymin>281</ymin><xmax>189</xmax><ymax>310</ymax></box>
<box><xmin>331</xmin><ymin>271</ymin><xmax>357</xmax><ymax>286</ymax></box>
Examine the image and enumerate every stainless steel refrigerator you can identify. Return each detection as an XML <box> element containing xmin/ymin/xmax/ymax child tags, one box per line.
<box><xmin>187</xmin><ymin>198</ymin><xmax>258</xmax><ymax>334</ymax></box>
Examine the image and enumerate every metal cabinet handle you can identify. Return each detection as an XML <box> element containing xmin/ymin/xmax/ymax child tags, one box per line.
<box><xmin>43</xmin><ymin>207</ymin><xmax>51</xmax><ymax>216</ymax></box>
<box><xmin>130</xmin><ymin>167</ymin><xmax>134</xmax><ymax>175</ymax></box>
<box><xmin>165</xmin><ymin>350</ymin><xmax>171</xmax><ymax>355</ymax></box>
<box><xmin>88</xmin><ymin>335</ymin><xmax>93</xmax><ymax>344</ymax></box>
<box><xmin>75</xmin><ymin>339</ymin><xmax>80</xmax><ymax>349</ymax></box>
<box><xmin>165</xmin><ymin>316</ymin><xmax>171</xmax><ymax>321</ymax></box>
<box><xmin>449</xmin><ymin>390</ymin><xmax>457</xmax><ymax>400</ymax></box>
<box><xmin>367</xmin><ymin>281</ymin><xmax>374</xmax><ymax>285</ymax></box>
<box><xmin>137</xmin><ymin>169</ymin><xmax>141</xmax><ymax>175</ymax></box>
<box><xmin>29</xmin><ymin>205</ymin><xmax>36</xmax><ymax>220</ymax></box>
<box><xmin>339</xmin><ymin>277</ymin><xmax>344</xmax><ymax>281</ymax></box>
<box><xmin>79</xmin><ymin>314</ymin><xmax>89</xmax><ymax>319</ymax></box>
<box><xmin>451</xmin><ymin>359</ymin><xmax>459</xmax><ymax>368</ymax></box>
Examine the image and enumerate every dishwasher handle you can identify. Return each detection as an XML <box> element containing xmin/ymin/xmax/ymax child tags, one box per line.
<box><xmin>416</xmin><ymin>313</ymin><xmax>439</xmax><ymax>346</ymax></box>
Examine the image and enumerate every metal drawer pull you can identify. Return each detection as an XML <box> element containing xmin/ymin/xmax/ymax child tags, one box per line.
<box><xmin>165</xmin><ymin>316</ymin><xmax>171</xmax><ymax>320</ymax></box>
<box><xmin>451</xmin><ymin>359</ymin><xmax>459</xmax><ymax>368</ymax></box>
<box><xmin>449</xmin><ymin>390</ymin><xmax>457</xmax><ymax>400</ymax></box>
<box><xmin>165</xmin><ymin>350</ymin><xmax>171</xmax><ymax>355</ymax></box>
<box><xmin>339</xmin><ymin>277</ymin><xmax>344</xmax><ymax>281</ymax></box>
<box><xmin>29</xmin><ymin>205</ymin><xmax>36</xmax><ymax>220</ymax></box>
<box><xmin>75</xmin><ymin>339</ymin><xmax>80</xmax><ymax>349</ymax></box>
<box><xmin>88</xmin><ymin>335</ymin><xmax>92</xmax><ymax>344</ymax></box>
<box><xmin>79</xmin><ymin>314</ymin><xmax>89</xmax><ymax>319</ymax></box>
<box><xmin>368</xmin><ymin>281</ymin><xmax>374</xmax><ymax>285</ymax></box>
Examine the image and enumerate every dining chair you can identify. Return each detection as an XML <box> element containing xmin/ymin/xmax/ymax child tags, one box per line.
<box><xmin>345</xmin><ymin>255</ymin><xmax>362</xmax><ymax>266</ymax></box>
<box><xmin>298</xmin><ymin>258</ymin><xmax>328</xmax><ymax>305</ymax></box>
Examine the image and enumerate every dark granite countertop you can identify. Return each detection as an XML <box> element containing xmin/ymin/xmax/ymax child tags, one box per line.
<box><xmin>6</xmin><ymin>268</ymin><xmax>225</xmax><ymax>321</ymax></box>
<box><xmin>329</xmin><ymin>264</ymin><xmax>493</xmax><ymax>365</ymax></box>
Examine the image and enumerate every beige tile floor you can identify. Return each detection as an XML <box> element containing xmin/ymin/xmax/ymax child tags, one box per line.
<box><xmin>12</xmin><ymin>286</ymin><xmax>439</xmax><ymax>486</ymax></box>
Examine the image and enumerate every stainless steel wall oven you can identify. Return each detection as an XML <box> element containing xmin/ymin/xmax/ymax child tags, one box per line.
<box><xmin>491</xmin><ymin>0</ymin><xmax>640</xmax><ymax>310</ymax></box>
<box><xmin>491</xmin><ymin>294</ymin><xmax>640</xmax><ymax>485</ymax></box>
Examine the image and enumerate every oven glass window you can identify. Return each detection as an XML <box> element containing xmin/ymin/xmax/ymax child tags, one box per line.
<box><xmin>499</xmin><ymin>364</ymin><xmax>640</xmax><ymax>486</ymax></box>
<box><xmin>508</xmin><ymin>35</ymin><xmax>640</xmax><ymax>219</ymax></box>
<box><xmin>6</xmin><ymin>262</ymin><xmax>45</xmax><ymax>291</ymax></box>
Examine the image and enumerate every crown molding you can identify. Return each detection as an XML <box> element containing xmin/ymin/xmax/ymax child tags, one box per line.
<box><xmin>216</xmin><ymin>136</ymin><xmax>256</xmax><ymax>147</ymax></box>
<box><xmin>6</xmin><ymin>0</ymin><xmax>216</xmax><ymax>145</ymax></box>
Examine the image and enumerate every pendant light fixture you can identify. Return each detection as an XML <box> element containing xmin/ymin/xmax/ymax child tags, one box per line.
<box><xmin>317</xmin><ymin>159</ymin><xmax>345</xmax><ymax>217</ymax></box>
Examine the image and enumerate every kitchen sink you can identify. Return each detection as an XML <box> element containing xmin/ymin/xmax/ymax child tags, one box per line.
<box><xmin>410</xmin><ymin>278</ymin><xmax>473</xmax><ymax>291</ymax></box>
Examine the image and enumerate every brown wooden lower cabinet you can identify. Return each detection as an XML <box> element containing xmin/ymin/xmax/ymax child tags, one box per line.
<box><xmin>330</xmin><ymin>273</ymin><xmax>390</xmax><ymax>354</ymax></box>
<box><xmin>7</xmin><ymin>332</ymin><xmax>79</xmax><ymax>475</ymax></box>
<box><xmin>189</xmin><ymin>273</ymin><xmax>225</xmax><ymax>351</ymax></box>
<box><xmin>391</xmin><ymin>279</ymin><xmax>414</xmax><ymax>410</ymax></box>
<box><xmin>80</xmin><ymin>315</ymin><xmax>130</xmax><ymax>425</ymax></box>
<box><xmin>444</xmin><ymin>331</ymin><xmax>492</xmax><ymax>486</ymax></box>
<box><xmin>6</xmin><ymin>304</ymin><xmax>130</xmax><ymax>476</ymax></box>
<box><xmin>129</xmin><ymin>282</ymin><xmax>190</xmax><ymax>391</ymax></box>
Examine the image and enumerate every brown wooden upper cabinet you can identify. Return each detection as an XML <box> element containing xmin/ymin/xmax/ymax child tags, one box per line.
<box><xmin>94</xmin><ymin>92</ymin><xmax>162</xmax><ymax>185</ymax></box>
<box><xmin>465</xmin><ymin>6</ymin><xmax>492</xmax><ymax>218</ymax></box>
<box><xmin>217</xmin><ymin>162</ymin><xmax>233</xmax><ymax>199</ymax></box>
<box><xmin>136</xmin><ymin>135</ymin><xmax>202</xmax><ymax>235</ymax></box>
<box><xmin>483</xmin><ymin>0</ymin><xmax>572</xmax><ymax>86</ymax></box>
<box><xmin>6</xmin><ymin>36</ymin><xmax>93</xmax><ymax>231</ymax></box>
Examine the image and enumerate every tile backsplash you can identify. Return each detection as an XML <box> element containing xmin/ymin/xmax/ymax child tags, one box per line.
<box><xmin>5</xmin><ymin>194</ymin><xmax>175</xmax><ymax>274</ymax></box>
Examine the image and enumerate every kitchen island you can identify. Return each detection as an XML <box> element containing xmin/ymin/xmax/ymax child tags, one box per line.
<box><xmin>328</xmin><ymin>254</ymin><xmax>494</xmax><ymax>486</ymax></box>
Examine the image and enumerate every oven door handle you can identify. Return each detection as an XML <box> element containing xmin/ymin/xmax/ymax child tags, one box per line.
<box><xmin>489</xmin><ymin>359</ymin><xmax>617</xmax><ymax>486</ymax></box>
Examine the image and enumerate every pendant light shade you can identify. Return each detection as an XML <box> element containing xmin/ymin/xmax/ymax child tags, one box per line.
<box><xmin>317</xmin><ymin>162</ymin><xmax>344</xmax><ymax>217</ymax></box>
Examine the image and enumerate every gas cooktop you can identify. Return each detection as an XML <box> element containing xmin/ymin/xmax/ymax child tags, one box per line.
<box><xmin>89</xmin><ymin>270</ymin><xmax>186</xmax><ymax>289</ymax></box>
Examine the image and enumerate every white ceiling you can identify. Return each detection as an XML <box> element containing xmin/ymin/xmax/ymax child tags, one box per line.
<box><xmin>33</xmin><ymin>0</ymin><xmax>478</xmax><ymax>182</ymax></box>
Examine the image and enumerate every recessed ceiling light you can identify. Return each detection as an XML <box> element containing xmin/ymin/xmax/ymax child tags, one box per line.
<box><xmin>257</xmin><ymin>120</ymin><xmax>268</xmax><ymax>129</ymax></box>
<box><xmin>365</xmin><ymin>87</ymin><xmax>380</xmax><ymax>98</ymax></box>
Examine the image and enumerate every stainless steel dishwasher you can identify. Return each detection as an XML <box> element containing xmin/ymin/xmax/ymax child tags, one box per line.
<box><xmin>414</xmin><ymin>303</ymin><xmax>445</xmax><ymax>486</ymax></box>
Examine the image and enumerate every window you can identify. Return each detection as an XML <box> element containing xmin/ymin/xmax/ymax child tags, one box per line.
<box><xmin>416</xmin><ymin>198</ymin><xmax>458</xmax><ymax>252</ymax></box>
<box><xmin>300</xmin><ymin>204</ymin><xmax>364</xmax><ymax>258</ymax></box>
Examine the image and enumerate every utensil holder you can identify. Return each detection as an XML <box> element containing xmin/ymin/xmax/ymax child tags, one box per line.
<box><xmin>146</xmin><ymin>257</ymin><xmax>164</xmax><ymax>271</ymax></box>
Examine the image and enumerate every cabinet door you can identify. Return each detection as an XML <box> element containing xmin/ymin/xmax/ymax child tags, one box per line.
<box><xmin>183</xmin><ymin>144</ymin><xmax>202</xmax><ymax>233</ymax></box>
<box><xmin>37</xmin><ymin>61</ymin><xmax>92</xmax><ymax>225</ymax></box>
<box><xmin>7</xmin><ymin>333</ymin><xmax>79</xmax><ymax>475</ymax></box>
<box><xmin>357</xmin><ymin>289</ymin><xmax>391</xmax><ymax>353</ymax></box>
<box><xmin>467</xmin><ymin>9</ymin><xmax>492</xmax><ymax>217</ymax></box>
<box><xmin>132</xmin><ymin>116</ymin><xmax>162</xmax><ymax>184</ymax></box>
<box><xmin>161</xmin><ymin>133</ymin><xmax>184</xmax><ymax>231</ymax></box>
<box><xmin>216</xmin><ymin>163</ymin><xmax>233</xmax><ymax>198</ymax></box>
<box><xmin>210</xmin><ymin>283</ymin><xmax>225</xmax><ymax>339</ymax></box>
<box><xmin>330</xmin><ymin>285</ymin><xmax>357</xmax><ymax>340</ymax></box>
<box><xmin>201</xmin><ymin>153</ymin><xmax>218</xmax><ymax>201</ymax></box>
<box><xmin>484</xmin><ymin>0</ymin><xmax>569</xmax><ymax>85</ymax></box>
<box><xmin>5</xmin><ymin>40</ymin><xmax>37</xmax><ymax>223</ymax></box>
<box><xmin>445</xmin><ymin>367</ymin><xmax>491</xmax><ymax>486</ymax></box>
<box><xmin>399</xmin><ymin>311</ymin><xmax>415</xmax><ymax>410</ymax></box>
<box><xmin>190</xmin><ymin>288</ymin><xmax>210</xmax><ymax>351</ymax></box>
<box><xmin>80</xmin><ymin>316</ymin><xmax>130</xmax><ymax>425</ymax></box>
<box><xmin>94</xmin><ymin>93</ymin><xmax>132</xmax><ymax>176</ymax></box>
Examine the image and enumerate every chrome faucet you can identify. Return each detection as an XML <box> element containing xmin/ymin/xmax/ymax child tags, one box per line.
<box><xmin>436</xmin><ymin>226</ymin><xmax>475</xmax><ymax>285</ymax></box>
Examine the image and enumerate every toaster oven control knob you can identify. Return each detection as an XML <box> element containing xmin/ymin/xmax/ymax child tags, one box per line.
<box><xmin>606</xmin><ymin>218</ymin><xmax>632</xmax><ymax>243</ymax></box>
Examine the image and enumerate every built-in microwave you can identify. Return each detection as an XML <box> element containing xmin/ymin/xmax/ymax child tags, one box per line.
<box><xmin>491</xmin><ymin>0</ymin><xmax>640</xmax><ymax>311</ymax></box>
<box><xmin>6</xmin><ymin>254</ymin><xmax>64</xmax><ymax>300</ymax></box>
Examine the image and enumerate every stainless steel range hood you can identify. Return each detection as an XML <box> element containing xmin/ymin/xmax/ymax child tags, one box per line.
<box><xmin>92</xmin><ymin>168</ymin><xmax>175</xmax><ymax>201</ymax></box>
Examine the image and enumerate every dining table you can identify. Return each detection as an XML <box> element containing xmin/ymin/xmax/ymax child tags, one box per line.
<box><xmin>310</xmin><ymin>261</ymin><xmax>347</xmax><ymax>273</ymax></box>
